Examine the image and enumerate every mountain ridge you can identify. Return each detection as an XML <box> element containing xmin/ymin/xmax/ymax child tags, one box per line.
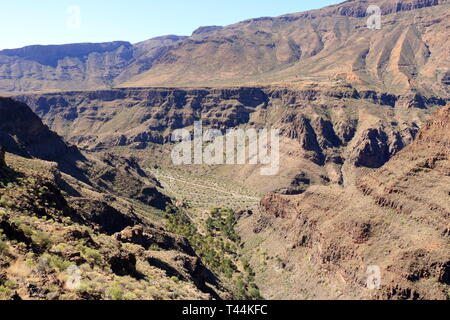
<box><xmin>0</xmin><ymin>0</ymin><xmax>448</xmax><ymax>95</ymax></box>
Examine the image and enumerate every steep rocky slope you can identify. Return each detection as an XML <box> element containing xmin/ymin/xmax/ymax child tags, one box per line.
<box><xmin>0</xmin><ymin>98</ymin><xmax>267</xmax><ymax>300</ymax></box>
<box><xmin>0</xmin><ymin>97</ymin><xmax>169</xmax><ymax>209</ymax></box>
<box><xmin>0</xmin><ymin>1</ymin><xmax>448</xmax><ymax>96</ymax></box>
<box><xmin>0</xmin><ymin>98</ymin><xmax>70</xmax><ymax>160</ymax></box>
<box><xmin>121</xmin><ymin>0</ymin><xmax>449</xmax><ymax>96</ymax></box>
<box><xmin>0</xmin><ymin>153</ymin><xmax>224</xmax><ymax>300</ymax></box>
<box><xmin>0</xmin><ymin>98</ymin><xmax>230</xmax><ymax>300</ymax></box>
<box><xmin>236</xmin><ymin>105</ymin><xmax>450</xmax><ymax>300</ymax></box>
<box><xmin>0</xmin><ymin>36</ymin><xmax>186</xmax><ymax>92</ymax></box>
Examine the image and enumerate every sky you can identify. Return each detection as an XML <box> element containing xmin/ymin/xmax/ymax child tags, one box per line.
<box><xmin>0</xmin><ymin>0</ymin><xmax>342</xmax><ymax>50</ymax></box>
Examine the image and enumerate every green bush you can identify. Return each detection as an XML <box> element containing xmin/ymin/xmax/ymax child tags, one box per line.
<box><xmin>77</xmin><ymin>245</ymin><xmax>103</xmax><ymax>265</ymax></box>
<box><xmin>0</xmin><ymin>286</ymin><xmax>11</xmax><ymax>299</ymax></box>
<box><xmin>107</xmin><ymin>286</ymin><xmax>124</xmax><ymax>300</ymax></box>
<box><xmin>123</xmin><ymin>292</ymin><xmax>138</xmax><ymax>300</ymax></box>
<box><xmin>38</xmin><ymin>186</ymin><xmax>49</xmax><ymax>196</ymax></box>
<box><xmin>0</xmin><ymin>240</ymin><xmax>9</xmax><ymax>255</ymax></box>
<box><xmin>49</xmin><ymin>255</ymin><xmax>72</xmax><ymax>272</ymax></box>
<box><xmin>31</xmin><ymin>230</ymin><xmax>53</xmax><ymax>249</ymax></box>
<box><xmin>0</xmin><ymin>196</ymin><xmax>13</xmax><ymax>208</ymax></box>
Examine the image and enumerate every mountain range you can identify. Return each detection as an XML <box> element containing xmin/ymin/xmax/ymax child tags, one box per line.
<box><xmin>0</xmin><ymin>0</ymin><xmax>449</xmax><ymax>300</ymax></box>
<box><xmin>0</xmin><ymin>0</ymin><xmax>448</xmax><ymax>96</ymax></box>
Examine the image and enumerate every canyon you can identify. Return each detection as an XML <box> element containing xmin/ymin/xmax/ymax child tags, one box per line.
<box><xmin>0</xmin><ymin>0</ymin><xmax>449</xmax><ymax>300</ymax></box>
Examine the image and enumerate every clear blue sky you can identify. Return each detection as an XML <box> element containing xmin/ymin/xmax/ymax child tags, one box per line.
<box><xmin>0</xmin><ymin>0</ymin><xmax>342</xmax><ymax>50</ymax></box>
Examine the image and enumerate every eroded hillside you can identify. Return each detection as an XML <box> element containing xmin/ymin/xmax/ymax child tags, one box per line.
<box><xmin>120</xmin><ymin>0</ymin><xmax>450</xmax><ymax>96</ymax></box>
<box><xmin>0</xmin><ymin>0</ymin><xmax>448</xmax><ymax>96</ymax></box>
<box><xmin>0</xmin><ymin>0</ymin><xmax>448</xmax><ymax>302</ymax></box>
<box><xmin>0</xmin><ymin>36</ymin><xmax>186</xmax><ymax>92</ymax></box>
<box><xmin>236</xmin><ymin>105</ymin><xmax>450</xmax><ymax>300</ymax></box>
<box><xmin>0</xmin><ymin>98</ymin><xmax>264</xmax><ymax>300</ymax></box>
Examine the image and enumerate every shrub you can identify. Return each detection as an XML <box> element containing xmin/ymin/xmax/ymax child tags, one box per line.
<box><xmin>248</xmin><ymin>287</ymin><xmax>263</xmax><ymax>300</ymax></box>
<box><xmin>123</xmin><ymin>292</ymin><xmax>138</xmax><ymax>300</ymax></box>
<box><xmin>38</xmin><ymin>186</ymin><xmax>49</xmax><ymax>195</ymax></box>
<box><xmin>0</xmin><ymin>196</ymin><xmax>13</xmax><ymax>208</ymax></box>
<box><xmin>0</xmin><ymin>286</ymin><xmax>11</xmax><ymax>299</ymax></box>
<box><xmin>0</xmin><ymin>241</ymin><xmax>9</xmax><ymax>255</ymax></box>
<box><xmin>19</xmin><ymin>224</ymin><xmax>33</xmax><ymax>237</ymax></box>
<box><xmin>49</xmin><ymin>255</ymin><xmax>72</xmax><ymax>272</ymax></box>
<box><xmin>31</xmin><ymin>231</ymin><xmax>53</xmax><ymax>249</ymax></box>
<box><xmin>4</xmin><ymin>281</ymin><xmax>16</xmax><ymax>289</ymax></box>
<box><xmin>107</xmin><ymin>286</ymin><xmax>124</xmax><ymax>300</ymax></box>
<box><xmin>77</xmin><ymin>245</ymin><xmax>103</xmax><ymax>265</ymax></box>
<box><xmin>149</xmin><ymin>244</ymin><xmax>160</xmax><ymax>251</ymax></box>
<box><xmin>25</xmin><ymin>258</ymin><xmax>35</xmax><ymax>267</ymax></box>
<box><xmin>0</xmin><ymin>229</ymin><xmax>9</xmax><ymax>255</ymax></box>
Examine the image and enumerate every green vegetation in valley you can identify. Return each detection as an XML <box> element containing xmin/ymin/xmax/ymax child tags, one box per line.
<box><xmin>164</xmin><ymin>205</ymin><xmax>263</xmax><ymax>300</ymax></box>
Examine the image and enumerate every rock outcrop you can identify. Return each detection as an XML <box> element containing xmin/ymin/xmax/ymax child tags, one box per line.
<box><xmin>0</xmin><ymin>97</ymin><xmax>72</xmax><ymax>161</ymax></box>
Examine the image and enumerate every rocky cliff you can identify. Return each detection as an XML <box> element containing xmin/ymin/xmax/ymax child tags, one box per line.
<box><xmin>236</xmin><ymin>105</ymin><xmax>450</xmax><ymax>300</ymax></box>
<box><xmin>0</xmin><ymin>97</ymin><xmax>72</xmax><ymax>160</ymax></box>
<box><xmin>15</xmin><ymin>85</ymin><xmax>446</xmax><ymax>193</ymax></box>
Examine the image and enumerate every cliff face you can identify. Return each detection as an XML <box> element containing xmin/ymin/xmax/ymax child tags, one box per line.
<box><xmin>0</xmin><ymin>36</ymin><xmax>186</xmax><ymax>92</ymax></box>
<box><xmin>236</xmin><ymin>105</ymin><xmax>450</xmax><ymax>300</ymax></box>
<box><xmin>0</xmin><ymin>97</ymin><xmax>71</xmax><ymax>161</ymax></box>
<box><xmin>15</xmin><ymin>86</ymin><xmax>445</xmax><ymax>193</ymax></box>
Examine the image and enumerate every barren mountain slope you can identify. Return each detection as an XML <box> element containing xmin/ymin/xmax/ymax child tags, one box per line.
<box><xmin>236</xmin><ymin>105</ymin><xmax>450</xmax><ymax>300</ymax></box>
<box><xmin>0</xmin><ymin>1</ymin><xmax>447</xmax><ymax>95</ymax></box>
<box><xmin>0</xmin><ymin>36</ymin><xmax>186</xmax><ymax>92</ymax></box>
<box><xmin>121</xmin><ymin>0</ymin><xmax>449</xmax><ymax>96</ymax></box>
<box><xmin>0</xmin><ymin>98</ymin><xmax>231</xmax><ymax>300</ymax></box>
